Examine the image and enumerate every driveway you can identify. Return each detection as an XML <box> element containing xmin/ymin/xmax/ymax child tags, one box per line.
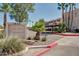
<box><xmin>43</xmin><ymin>36</ymin><xmax>79</xmax><ymax>56</ymax></box>
<box><xmin>43</xmin><ymin>45</ymin><xmax>79</xmax><ymax>56</ymax></box>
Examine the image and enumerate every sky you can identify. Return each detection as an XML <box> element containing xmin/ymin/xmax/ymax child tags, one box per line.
<box><xmin>0</xmin><ymin>3</ymin><xmax>79</xmax><ymax>27</ymax></box>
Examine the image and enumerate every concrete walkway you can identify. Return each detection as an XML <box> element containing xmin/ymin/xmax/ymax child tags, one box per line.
<box><xmin>43</xmin><ymin>36</ymin><xmax>79</xmax><ymax>56</ymax></box>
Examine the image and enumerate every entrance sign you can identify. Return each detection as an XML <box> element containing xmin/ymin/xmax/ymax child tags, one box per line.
<box><xmin>7</xmin><ymin>23</ymin><xmax>26</xmax><ymax>39</ymax></box>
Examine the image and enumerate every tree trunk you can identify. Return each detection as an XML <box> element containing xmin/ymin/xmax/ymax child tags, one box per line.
<box><xmin>67</xmin><ymin>11</ymin><xmax>70</xmax><ymax>31</ymax></box>
<box><xmin>65</xmin><ymin>7</ymin><xmax>67</xmax><ymax>24</ymax></box>
<box><xmin>62</xmin><ymin>8</ymin><xmax>64</xmax><ymax>23</ymax></box>
<box><xmin>65</xmin><ymin>7</ymin><xmax>68</xmax><ymax>31</ymax></box>
<box><xmin>67</xmin><ymin>5</ymin><xmax>71</xmax><ymax>31</ymax></box>
<box><xmin>34</xmin><ymin>31</ymin><xmax>40</xmax><ymax>40</ymax></box>
<box><xmin>70</xmin><ymin>5</ymin><xmax>74</xmax><ymax>31</ymax></box>
<box><xmin>3</xmin><ymin>12</ymin><xmax>7</xmax><ymax>30</ymax></box>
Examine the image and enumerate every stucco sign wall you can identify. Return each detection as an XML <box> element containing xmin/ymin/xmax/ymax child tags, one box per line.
<box><xmin>7</xmin><ymin>23</ymin><xmax>26</xmax><ymax>39</ymax></box>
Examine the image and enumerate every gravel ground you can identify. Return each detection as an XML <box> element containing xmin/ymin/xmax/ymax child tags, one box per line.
<box><xmin>32</xmin><ymin>34</ymin><xmax>62</xmax><ymax>46</ymax></box>
<box><xmin>18</xmin><ymin>34</ymin><xmax>62</xmax><ymax>56</ymax></box>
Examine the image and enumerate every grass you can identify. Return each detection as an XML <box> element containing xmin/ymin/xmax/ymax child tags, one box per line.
<box><xmin>0</xmin><ymin>37</ymin><xmax>26</xmax><ymax>55</ymax></box>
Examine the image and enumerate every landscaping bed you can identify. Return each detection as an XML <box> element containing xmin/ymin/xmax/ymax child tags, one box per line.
<box><xmin>0</xmin><ymin>34</ymin><xmax>62</xmax><ymax>56</ymax></box>
<box><xmin>34</xmin><ymin>35</ymin><xmax>61</xmax><ymax>45</ymax></box>
<box><xmin>25</xmin><ymin>34</ymin><xmax>62</xmax><ymax>46</ymax></box>
<box><xmin>0</xmin><ymin>38</ymin><xmax>27</xmax><ymax>56</ymax></box>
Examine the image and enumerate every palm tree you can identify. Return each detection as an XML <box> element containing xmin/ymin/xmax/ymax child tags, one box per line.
<box><xmin>10</xmin><ymin>3</ymin><xmax>35</xmax><ymax>24</ymax></box>
<box><xmin>64</xmin><ymin>4</ymin><xmax>69</xmax><ymax>25</ymax></box>
<box><xmin>58</xmin><ymin>3</ymin><xmax>66</xmax><ymax>23</ymax></box>
<box><xmin>58</xmin><ymin>3</ymin><xmax>76</xmax><ymax>32</ymax></box>
<box><xmin>64</xmin><ymin>3</ymin><xmax>69</xmax><ymax>31</ymax></box>
<box><xmin>70</xmin><ymin>3</ymin><xmax>76</xmax><ymax>30</ymax></box>
<box><xmin>67</xmin><ymin>3</ymin><xmax>76</xmax><ymax>31</ymax></box>
<box><xmin>0</xmin><ymin>3</ymin><xmax>11</xmax><ymax>30</ymax></box>
<box><xmin>32</xmin><ymin>19</ymin><xmax>45</xmax><ymax>40</ymax></box>
<box><xmin>66</xmin><ymin>3</ymin><xmax>70</xmax><ymax>31</ymax></box>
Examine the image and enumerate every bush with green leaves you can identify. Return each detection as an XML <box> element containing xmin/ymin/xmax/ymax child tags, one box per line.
<box><xmin>55</xmin><ymin>23</ymin><xmax>67</xmax><ymax>33</ymax></box>
<box><xmin>41</xmin><ymin>37</ymin><xmax>47</xmax><ymax>42</ymax></box>
<box><xmin>0</xmin><ymin>38</ymin><xmax>25</xmax><ymax>55</ymax></box>
<box><xmin>32</xmin><ymin>19</ymin><xmax>45</xmax><ymax>41</ymax></box>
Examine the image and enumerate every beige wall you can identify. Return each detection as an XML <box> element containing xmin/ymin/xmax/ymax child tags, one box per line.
<box><xmin>7</xmin><ymin>23</ymin><xmax>36</xmax><ymax>39</ymax></box>
<box><xmin>7</xmin><ymin>23</ymin><xmax>26</xmax><ymax>39</ymax></box>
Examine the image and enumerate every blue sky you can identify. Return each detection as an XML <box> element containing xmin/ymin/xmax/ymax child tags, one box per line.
<box><xmin>0</xmin><ymin>3</ymin><xmax>79</xmax><ymax>26</ymax></box>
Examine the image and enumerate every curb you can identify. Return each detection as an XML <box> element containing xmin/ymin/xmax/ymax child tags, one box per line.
<box><xmin>62</xmin><ymin>34</ymin><xmax>79</xmax><ymax>36</ymax></box>
<box><xmin>35</xmin><ymin>42</ymin><xmax>57</xmax><ymax>56</ymax></box>
<box><xmin>34</xmin><ymin>37</ymin><xmax>64</xmax><ymax>56</ymax></box>
<box><xmin>53</xmin><ymin>33</ymin><xmax>79</xmax><ymax>36</ymax></box>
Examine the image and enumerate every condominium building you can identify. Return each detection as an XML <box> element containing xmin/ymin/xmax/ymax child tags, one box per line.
<box><xmin>45</xmin><ymin>8</ymin><xmax>79</xmax><ymax>32</ymax></box>
<box><xmin>45</xmin><ymin>18</ymin><xmax>62</xmax><ymax>32</ymax></box>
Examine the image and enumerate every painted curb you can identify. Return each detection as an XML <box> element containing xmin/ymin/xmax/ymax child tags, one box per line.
<box><xmin>34</xmin><ymin>37</ymin><xmax>64</xmax><ymax>56</ymax></box>
<box><xmin>35</xmin><ymin>42</ymin><xmax>57</xmax><ymax>56</ymax></box>
<box><xmin>53</xmin><ymin>33</ymin><xmax>79</xmax><ymax>36</ymax></box>
<box><xmin>62</xmin><ymin>34</ymin><xmax>79</xmax><ymax>36</ymax></box>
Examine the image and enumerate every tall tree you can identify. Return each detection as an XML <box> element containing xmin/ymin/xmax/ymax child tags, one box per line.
<box><xmin>58</xmin><ymin>3</ymin><xmax>76</xmax><ymax>31</ymax></box>
<box><xmin>70</xmin><ymin>3</ymin><xmax>76</xmax><ymax>29</ymax></box>
<box><xmin>67</xmin><ymin>3</ymin><xmax>76</xmax><ymax>31</ymax></box>
<box><xmin>67</xmin><ymin>3</ymin><xmax>71</xmax><ymax>31</ymax></box>
<box><xmin>10</xmin><ymin>3</ymin><xmax>35</xmax><ymax>24</ymax></box>
<box><xmin>64</xmin><ymin>3</ymin><xmax>69</xmax><ymax>26</ymax></box>
<box><xmin>0</xmin><ymin>3</ymin><xmax>11</xmax><ymax>30</ymax></box>
<box><xmin>58</xmin><ymin>3</ymin><xmax>66</xmax><ymax>23</ymax></box>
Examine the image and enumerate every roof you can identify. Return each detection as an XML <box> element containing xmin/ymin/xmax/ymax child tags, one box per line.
<box><xmin>45</xmin><ymin>18</ymin><xmax>61</xmax><ymax>24</ymax></box>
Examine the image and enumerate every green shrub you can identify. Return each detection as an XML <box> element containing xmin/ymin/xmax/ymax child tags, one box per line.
<box><xmin>41</xmin><ymin>37</ymin><xmax>46</xmax><ymax>42</ymax></box>
<box><xmin>0</xmin><ymin>38</ymin><xmax>25</xmax><ymax>55</ymax></box>
<box><xmin>55</xmin><ymin>23</ymin><xmax>67</xmax><ymax>33</ymax></box>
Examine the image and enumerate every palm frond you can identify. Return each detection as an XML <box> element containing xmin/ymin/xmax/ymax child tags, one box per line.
<box><xmin>57</xmin><ymin>7</ymin><xmax>61</xmax><ymax>10</ymax></box>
